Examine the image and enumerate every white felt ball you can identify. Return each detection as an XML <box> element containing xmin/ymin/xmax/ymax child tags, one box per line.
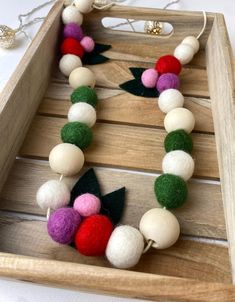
<box><xmin>162</xmin><ymin>150</ymin><xmax>195</xmax><ymax>181</ymax></box>
<box><xmin>69</xmin><ymin>67</ymin><xmax>96</xmax><ymax>89</ymax></box>
<box><xmin>174</xmin><ymin>43</ymin><xmax>195</xmax><ymax>65</ymax></box>
<box><xmin>62</xmin><ymin>6</ymin><xmax>83</xmax><ymax>25</ymax></box>
<box><xmin>68</xmin><ymin>103</ymin><xmax>96</xmax><ymax>127</ymax></box>
<box><xmin>36</xmin><ymin>180</ymin><xmax>70</xmax><ymax>210</ymax></box>
<box><xmin>164</xmin><ymin>108</ymin><xmax>195</xmax><ymax>133</ymax></box>
<box><xmin>74</xmin><ymin>0</ymin><xmax>93</xmax><ymax>13</ymax></box>
<box><xmin>49</xmin><ymin>143</ymin><xmax>84</xmax><ymax>176</ymax></box>
<box><xmin>139</xmin><ymin>208</ymin><xmax>180</xmax><ymax>249</ymax></box>
<box><xmin>182</xmin><ymin>36</ymin><xmax>200</xmax><ymax>54</ymax></box>
<box><xmin>106</xmin><ymin>225</ymin><xmax>144</xmax><ymax>269</ymax></box>
<box><xmin>59</xmin><ymin>54</ymin><xmax>82</xmax><ymax>77</ymax></box>
<box><xmin>158</xmin><ymin>89</ymin><xmax>184</xmax><ymax>113</ymax></box>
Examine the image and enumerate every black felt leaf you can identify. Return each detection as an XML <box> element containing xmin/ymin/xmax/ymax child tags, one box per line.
<box><xmin>93</xmin><ymin>43</ymin><xmax>111</xmax><ymax>54</ymax></box>
<box><xmin>69</xmin><ymin>168</ymin><xmax>102</xmax><ymax>206</ymax></box>
<box><xmin>119</xmin><ymin>79</ymin><xmax>159</xmax><ymax>98</ymax></box>
<box><xmin>100</xmin><ymin>187</ymin><xmax>126</xmax><ymax>225</ymax></box>
<box><xmin>83</xmin><ymin>53</ymin><xmax>109</xmax><ymax>65</ymax></box>
<box><xmin>129</xmin><ymin>67</ymin><xmax>146</xmax><ymax>80</ymax></box>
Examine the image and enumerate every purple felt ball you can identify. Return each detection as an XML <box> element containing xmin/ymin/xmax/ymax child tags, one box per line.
<box><xmin>141</xmin><ymin>68</ymin><xmax>159</xmax><ymax>88</ymax></box>
<box><xmin>156</xmin><ymin>73</ymin><xmax>180</xmax><ymax>93</ymax></box>
<box><xmin>63</xmin><ymin>23</ymin><xmax>84</xmax><ymax>41</ymax></box>
<box><xmin>47</xmin><ymin>207</ymin><xmax>81</xmax><ymax>244</ymax></box>
<box><xmin>74</xmin><ymin>193</ymin><xmax>101</xmax><ymax>217</ymax></box>
<box><xmin>80</xmin><ymin>36</ymin><xmax>95</xmax><ymax>53</ymax></box>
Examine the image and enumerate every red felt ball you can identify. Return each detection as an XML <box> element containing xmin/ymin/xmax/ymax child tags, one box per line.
<box><xmin>155</xmin><ymin>55</ymin><xmax>182</xmax><ymax>75</ymax></box>
<box><xmin>75</xmin><ymin>214</ymin><xmax>113</xmax><ymax>256</ymax></box>
<box><xmin>60</xmin><ymin>38</ymin><xmax>84</xmax><ymax>58</ymax></box>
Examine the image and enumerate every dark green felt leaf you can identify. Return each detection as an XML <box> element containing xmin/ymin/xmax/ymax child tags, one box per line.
<box><xmin>93</xmin><ymin>43</ymin><xmax>111</xmax><ymax>54</ymax></box>
<box><xmin>119</xmin><ymin>79</ymin><xmax>159</xmax><ymax>98</ymax></box>
<box><xmin>101</xmin><ymin>187</ymin><xmax>126</xmax><ymax>225</ymax></box>
<box><xmin>69</xmin><ymin>168</ymin><xmax>102</xmax><ymax>206</ymax></box>
<box><xmin>83</xmin><ymin>53</ymin><xmax>109</xmax><ymax>65</ymax></box>
<box><xmin>129</xmin><ymin>67</ymin><xmax>146</xmax><ymax>80</ymax></box>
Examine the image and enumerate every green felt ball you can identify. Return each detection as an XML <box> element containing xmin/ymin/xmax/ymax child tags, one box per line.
<box><xmin>164</xmin><ymin>129</ymin><xmax>193</xmax><ymax>154</ymax></box>
<box><xmin>70</xmin><ymin>86</ymin><xmax>98</xmax><ymax>108</ymax></box>
<box><xmin>154</xmin><ymin>173</ymin><xmax>188</xmax><ymax>209</ymax></box>
<box><xmin>61</xmin><ymin>122</ymin><xmax>93</xmax><ymax>149</ymax></box>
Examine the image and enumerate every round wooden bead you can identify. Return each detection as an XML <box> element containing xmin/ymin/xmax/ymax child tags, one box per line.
<box><xmin>174</xmin><ymin>43</ymin><xmax>195</xmax><ymax>65</ymax></box>
<box><xmin>74</xmin><ymin>0</ymin><xmax>93</xmax><ymax>14</ymax></box>
<box><xmin>49</xmin><ymin>143</ymin><xmax>84</xmax><ymax>176</ymax></box>
<box><xmin>162</xmin><ymin>150</ymin><xmax>195</xmax><ymax>181</ymax></box>
<box><xmin>59</xmin><ymin>54</ymin><xmax>82</xmax><ymax>77</ymax></box>
<box><xmin>68</xmin><ymin>102</ymin><xmax>96</xmax><ymax>127</ymax></box>
<box><xmin>36</xmin><ymin>180</ymin><xmax>70</xmax><ymax>210</ymax></box>
<box><xmin>158</xmin><ymin>89</ymin><xmax>184</xmax><ymax>113</ymax></box>
<box><xmin>69</xmin><ymin>67</ymin><xmax>96</xmax><ymax>89</ymax></box>
<box><xmin>164</xmin><ymin>108</ymin><xmax>195</xmax><ymax>133</ymax></box>
<box><xmin>62</xmin><ymin>6</ymin><xmax>83</xmax><ymax>25</ymax></box>
<box><xmin>139</xmin><ymin>208</ymin><xmax>180</xmax><ymax>249</ymax></box>
<box><xmin>106</xmin><ymin>225</ymin><xmax>144</xmax><ymax>269</ymax></box>
<box><xmin>182</xmin><ymin>36</ymin><xmax>200</xmax><ymax>54</ymax></box>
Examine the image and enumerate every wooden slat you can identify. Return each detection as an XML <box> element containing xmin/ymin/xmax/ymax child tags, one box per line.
<box><xmin>39</xmin><ymin>91</ymin><xmax>214</xmax><ymax>133</ymax></box>
<box><xmin>0</xmin><ymin>215</ymin><xmax>230</xmax><ymax>284</ymax></box>
<box><xmin>0</xmin><ymin>160</ymin><xmax>225</xmax><ymax>239</ymax></box>
<box><xmin>19</xmin><ymin>116</ymin><xmax>219</xmax><ymax>178</ymax></box>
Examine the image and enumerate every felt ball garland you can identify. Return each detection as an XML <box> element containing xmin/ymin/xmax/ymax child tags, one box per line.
<box><xmin>36</xmin><ymin>2</ymin><xmax>200</xmax><ymax>270</ymax></box>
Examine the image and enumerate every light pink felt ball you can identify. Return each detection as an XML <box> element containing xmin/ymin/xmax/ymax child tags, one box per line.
<box><xmin>74</xmin><ymin>193</ymin><xmax>101</xmax><ymax>217</ymax></box>
<box><xmin>141</xmin><ymin>68</ymin><xmax>159</xmax><ymax>88</ymax></box>
<box><xmin>80</xmin><ymin>36</ymin><xmax>95</xmax><ymax>53</ymax></box>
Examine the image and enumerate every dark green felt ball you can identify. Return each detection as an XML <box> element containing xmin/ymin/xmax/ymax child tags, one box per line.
<box><xmin>154</xmin><ymin>173</ymin><xmax>188</xmax><ymax>209</ymax></box>
<box><xmin>61</xmin><ymin>122</ymin><xmax>93</xmax><ymax>149</ymax></box>
<box><xmin>70</xmin><ymin>86</ymin><xmax>98</xmax><ymax>108</ymax></box>
<box><xmin>164</xmin><ymin>129</ymin><xmax>193</xmax><ymax>154</ymax></box>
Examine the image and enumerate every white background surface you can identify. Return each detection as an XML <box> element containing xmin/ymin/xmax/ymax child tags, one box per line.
<box><xmin>0</xmin><ymin>0</ymin><xmax>234</xmax><ymax>301</ymax></box>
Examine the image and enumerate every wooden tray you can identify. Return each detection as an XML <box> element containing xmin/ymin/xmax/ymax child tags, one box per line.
<box><xmin>0</xmin><ymin>1</ymin><xmax>235</xmax><ymax>301</ymax></box>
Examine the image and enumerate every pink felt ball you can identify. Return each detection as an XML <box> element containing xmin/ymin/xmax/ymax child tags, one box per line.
<box><xmin>74</xmin><ymin>193</ymin><xmax>101</xmax><ymax>217</ymax></box>
<box><xmin>141</xmin><ymin>68</ymin><xmax>159</xmax><ymax>88</ymax></box>
<box><xmin>80</xmin><ymin>36</ymin><xmax>95</xmax><ymax>53</ymax></box>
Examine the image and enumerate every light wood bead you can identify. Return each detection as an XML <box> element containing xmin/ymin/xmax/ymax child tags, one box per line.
<box><xmin>69</xmin><ymin>67</ymin><xmax>96</xmax><ymax>89</ymax></box>
<box><xmin>139</xmin><ymin>208</ymin><xmax>180</xmax><ymax>249</ymax></box>
<box><xmin>74</xmin><ymin>0</ymin><xmax>93</xmax><ymax>13</ymax></box>
<box><xmin>164</xmin><ymin>107</ymin><xmax>195</xmax><ymax>133</ymax></box>
<box><xmin>59</xmin><ymin>54</ymin><xmax>82</xmax><ymax>77</ymax></box>
<box><xmin>174</xmin><ymin>43</ymin><xmax>195</xmax><ymax>65</ymax></box>
<box><xmin>182</xmin><ymin>36</ymin><xmax>200</xmax><ymax>54</ymax></box>
<box><xmin>49</xmin><ymin>143</ymin><xmax>84</xmax><ymax>176</ymax></box>
<box><xmin>62</xmin><ymin>6</ymin><xmax>83</xmax><ymax>25</ymax></box>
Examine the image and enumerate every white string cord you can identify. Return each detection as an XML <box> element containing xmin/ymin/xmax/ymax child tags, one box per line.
<box><xmin>196</xmin><ymin>11</ymin><xmax>207</xmax><ymax>39</ymax></box>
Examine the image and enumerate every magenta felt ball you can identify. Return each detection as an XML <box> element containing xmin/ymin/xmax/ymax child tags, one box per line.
<box><xmin>80</xmin><ymin>36</ymin><xmax>95</xmax><ymax>53</ymax></box>
<box><xmin>156</xmin><ymin>73</ymin><xmax>180</xmax><ymax>92</ymax></box>
<box><xmin>63</xmin><ymin>23</ymin><xmax>84</xmax><ymax>41</ymax></box>
<box><xmin>74</xmin><ymin>193</ymin><xmax>101</xmax><ymax>217</ymax></box>
<box><xmin>141</xmin><ymin>68</ymin><xmax>159</xmax><ymax>88</ymax></box>
<box><xmin>47</xmin><ymin>207</ymin><xmax>81</xmax><ymax>244</ymax></box>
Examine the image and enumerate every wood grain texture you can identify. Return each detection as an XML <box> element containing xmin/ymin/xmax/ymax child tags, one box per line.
<box><xmin>207</xmin><ymin>14</ymin><xmax>235</xmax><ymax>283</ymax></box>
<box><xmin>0</xmin><ymin>160</ymin><xmax>225</xmax><ymax>239</ymax></box>
<box><xmin>0</xmin><ymin>252</ymin><xmax>234</xmax><ymax>302</ymax></box>
<box><xmin>0</xmin><ymin>1</ymin><xmax>63</xmax><ymax>192</ymax></box>
<box><xmin>0</xmin><ymin>215</ymin><xmax>230</xmax><ymax>284</ymax></box>
<box><xmin>19</xmin><ymin>116</ymin><xmax>219</xmax><ymax>178</ymax></box>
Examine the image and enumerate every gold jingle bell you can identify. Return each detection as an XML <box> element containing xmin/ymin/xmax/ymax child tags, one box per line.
<box><xmin>144</xmin><ymin>21</ymin><xmax>163</xmax><ymax>35</ymax></box>
<box><xmin>0</xmin><ymin>25</ymin><xmax>16</xmax><ymax>49</ymax></box>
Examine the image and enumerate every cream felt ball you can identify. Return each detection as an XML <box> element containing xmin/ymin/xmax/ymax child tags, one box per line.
<box><xmin>162</xmin><ymin>150</ymin><xmax>195</xmax><ymax>181</ymax></box>
<box><xmin>49</xmin><ymin>143</ymin><xmax>84</xmax><ymax>176</ymax></box>
<box><xmin>174</xmin><ymin>43</ymin><xmax>195</xmax><ymax>65</ymax></box>
<box><xmin>74</xmin><ymin>0</ymin><xmax>94</xmax><ymax>14</ymax></box>
<box><xmin>182</xmin><ymin>36</ymin><xmax>200</xmax><ymax>54</ymax></box>
<box><xmin>62</xmin><ymin>6</ymin><xmax>83</xmax><ymax>25</ymax></box>
<box><xmin>139</xmin><ymin>208</ymin><xmax>180</xmax><ymax>249</ymax></box>
<box><xmin>158</xmin><ymin>89</ymin><xmax>184</xmax><ymax>113</ymax></box>
<box><xmin>106</xmin><ymin>225</ymin><xmax>144</xmax><ymax>269</ymax></box>
<box><xmin>59</xmin><ymin>54</ymin><xmax>82</xmax><ymax>77</ymax></box>
<box><xmin>68</xmin><ymin>102</ymin><xmax>96</xmax><ymax>127</ymax></box>
<box><xmin>36</xmin><ymin>180</ymin><xmax>70</xmax><ymax>210</ymax></box>
<box><xmin>69</xmin><ymin>67</ymin><xmax>96</xmax><ymax>89</ymax></box>
<box><xmin>164</xmin><ymin>108</ymin><xmax>195</xmax><ymax>133</ymax></box>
